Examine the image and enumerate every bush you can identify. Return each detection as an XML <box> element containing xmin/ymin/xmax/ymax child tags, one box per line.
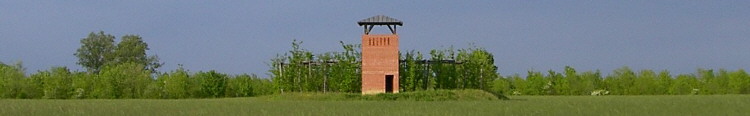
<box><xmin>160</xmin><ymin>68</ymin><xmax>192</xmax><ymax>99</ymax></box>
<box><xmin>194</xmin><ymin>70</ymin><xmax>227</xmax><ymax>98</ymax></box>
<box><xmin>41</xmin><ymin>67</ymin><xmax>73</xmax><ymax>99</ymax></box>
<box><xmin>0</xmin><ymin>62</ymin><xmax>27</xmax><ymax>98</ymax></box>
<box><xmin>70</xmin><ymin>72</ymin><xmax>93</xmax><ymax>99</ymax></box>
<box><xmin>226</xmin><ymin>74</ymin><xmax>253</xmax><ymax>97</ymax></box>
<box><xmin>93</xmin><ymin>63</ymin><xmax>152</xmax><ymax>98</ymax></box>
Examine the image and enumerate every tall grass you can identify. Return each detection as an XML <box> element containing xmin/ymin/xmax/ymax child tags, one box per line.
<box><xmin>258</xmin><ymin>89</ymin><xmax>503</xmax><ymax>101</ymax></box>
<box><xmin>2</xmin><ymin>95</ymin><xmax>749</xmax><ymax>116</ymax></box>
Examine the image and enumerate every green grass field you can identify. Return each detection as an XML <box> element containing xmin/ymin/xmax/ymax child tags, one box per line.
<box><xmin>2</xmin><ymin>95</ymin><xmax>749</xmax><ymax>116</ymax></box>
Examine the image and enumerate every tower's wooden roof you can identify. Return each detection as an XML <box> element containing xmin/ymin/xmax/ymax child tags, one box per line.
<box><xmin>357</xmin><ymin>15</ymin><xmax>403</xmax><ymax>26</ymax></box>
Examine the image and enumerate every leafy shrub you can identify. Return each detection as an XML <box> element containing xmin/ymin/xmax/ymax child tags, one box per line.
<box><xmin>194</xmin><ymin>70</ymin><xmax>227</xmax><ymax>98</ymax></box>
<box><xmin>0</xmin><ymin>62</ymin><xmax>27</xmax><ymax>98</ymax></box>
<box><xmin>93</xmin><ymin>63</ymin><xmax>152</xmax><ymax>98</ymax></box>
<box><xmin>41</xmin><ymin>67</ymin><xmax>73</xmax><ymax>99</ymax></box>
<box><xmin>160</xmin><ymin>68</ymin><xmax>192</xmax><ymax>99</ymax></box>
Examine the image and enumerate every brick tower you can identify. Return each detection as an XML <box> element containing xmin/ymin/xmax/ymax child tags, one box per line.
<box><xmin>358</xmin><ymin>15</ymin><xmax>402</xmax><ymax>94</ymax></box>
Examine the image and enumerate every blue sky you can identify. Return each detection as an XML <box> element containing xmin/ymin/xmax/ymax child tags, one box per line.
<box><xmin>2</xmin><ymin>1</ymin><xmax>749</xmax><ymax>76</ymax></box>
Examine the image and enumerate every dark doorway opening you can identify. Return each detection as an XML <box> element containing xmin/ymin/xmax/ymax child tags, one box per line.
<box><xmin>385</xmin><ymin>75</ymin><xmax>394</xmax><ymax>93</ymax></box>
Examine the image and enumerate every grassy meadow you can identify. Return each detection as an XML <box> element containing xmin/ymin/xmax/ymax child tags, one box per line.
<box><xmin>2</xmin><ymin>95</ymin><xmax>749</xmax><ymax>116</ymax></box>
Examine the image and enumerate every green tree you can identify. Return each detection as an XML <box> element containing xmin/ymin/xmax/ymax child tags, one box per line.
<box><xmin>491</xmin><ymin>77</ymin><xmax>512</xmax><ymax>95</ymax></box>
<box><xmin>579</xmin><ymin>70</ymin><xmax>603</xmax><ymax>95</ymax></box>
<box><xmin>70</xmin><ymin>71</ymin><xmax>93</xmax><ymax>99</ymax></box>
<box><xmin>335</xmin><ymin>41</ymin><xmax>361</xmax><ymax>92</ymax></box>
<box><xmin>26</xmin><ymin>69</ymin><xmax>46</xmax><ymax>98</ymax></box>
<box><xmin>400</xmin><ymin>51</ymin><xmax>419</xmax><ymax>92</ymax></box>
<box><xmin>0</xmin><ymin>61</ymin><xmax>27</xmax><ymax>98</ymax></box>
<box><xmin>194</xmin><ymin>70</ymin><xmax>227</xmax><ymax>98</ymax></box>
<box><xmin>162</xmin><ymin>66</ymin><xmax>192</xmax><ymax>98</ymax></box>
<box><xmin>710</xmin><ymin>69</ymin><xmax>731</xmax><ymax>94</ymax></box>
<box><xmin>728</xmin><ymin>69</ymin><xmax>750</xmax><ymax>94</ymax></box>
<box><xmin>143</xmin><ymin>76</ymin><xmax>165</xmax><ymax>99</ymax></box>
<box><xmin>41</xmin><ymin>67</ymin><xmax>74</xmax><ymax>99</ymax></box>
<box><xmin>412</xmin><ymin>52</ymin><xmax>428</xmax><ymax>90</ymax></box>
<box><xmin>454</xmin><ymin>47</ymin><xmax>497</xmax><ymax>90</ymax></box>
<box><xmin>75</xmin><ymin>31</ymin><xmax>116</xmax><ymax>73</ymax></box>
<box><xmin>430</xmin><ymin>48</ymin><xmax>454</xmax><ymax>89</ymax></box>
<box><xmin>277</xmin><ymin>40</ymin><xmax>313</xmax><ymax>92</ymax></box>
<box><xmin>669</xmin><ymin>74</ymin><xmax>699</xmax><ymax>95</ymax></box>
<box><xmin>695</xmin><ymin>69</ymin><xmax>730</xmax><ymax>95</ymax></box>
<box><xmin>471</xmin><ymin>48</ymin><xmax>498</xmax><ymax>91</ymax></box>
<box><xmin>269</xmin><ymin>54</ymin><xmax>287</xmax><ymax>93</ymax></box>
<box><xmin>226</xmin><ymin>74</ymin><xmax>255</xmax><ymax>97</ymax></box>
<box><xmin>561</xmin><ymin>66</ymin><xmax>579</xmax><ymax>95</ymax></box>
<box><xmin>605</xmin><ymin>66</ymin><xmax>637</xmax><ymax>95</ymax></box>
<box><xmin>655</xmin><ymin>70</ymin><xmax>673</xmax><ymax>94</ymax></box>
<box><xmin>113</xmin><ymin>35</ymin><xmax>162</xmax><ymax>72</ymax></box>
<box><xmin>247</xmin><ymin>74</ymin><xmax>274</xmax><ymax>96</ymax></box>
<box><xmin>508</xmin><ymin>74</ymin><xmax>526</xmax><ymax>95</ymax></box>
<box><xmin>93</xmin><ymin>63</ymin><xmax>152</xmax><ymax>98</ymax></box>
<box><xmin>270</xmin><ymin>40</ymin><xmax>361</xmax><ymax>93</ymax></box>
<box><xmin>634</xmin><ymin>69</ymin><xmax>658</xmax><ymax>95</ymax></box>
<box><xmin>75</xmin><ymin>32</ymin><xmax>161</xmax><ymax>73</ymax></box>
<box><xmin>546</xmin><ymin>70</ymin><xmax>565</xmax><ymax>95</ymax></box>
<box><xmin>524</xmin><ymin>70</ymin><xmax>546</xmax><ymax>95</ymax></box>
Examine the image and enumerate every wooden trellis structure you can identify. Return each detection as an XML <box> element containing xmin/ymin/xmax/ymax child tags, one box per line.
<box><xmin>275</xmin><ymin>59</ymin><xmax>464</xmax><ymax>93</ymax></box>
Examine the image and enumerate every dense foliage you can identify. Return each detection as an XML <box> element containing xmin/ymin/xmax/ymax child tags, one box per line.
<box><xmin>2</xmin><ymin>32</ymin><xmax>750</xmax><ymax>99</ymax></box>
<box><xmin>399</xmin><ymin>46</ymin><xmax>498</xmax><ymax>91</ymax></box>
<box><xmin>0</xmin><ymin>62</ymin><xmax>273</xmax><ymax>99</ymax></box>
<box><xmin>0</xmin><ymin>31</ymin><xmax>272</xmax><ymax>99</ymax></box>
<box><xmin>492</xmin><ymin>66</ymin><xmax>750</xmax><ymax>95</ymax></box>
<box><xmin>268</xmin><ymin>41</ymin><xmax>750</xmax><ymax>96</ymax></box>
<box><xmin>269</xmin><ymin>41</ymin><xmax>498</xmax><ymax>93</ymax></box>
<box><xmin>74</xmin><ymin>31</ymin><xmax>161</xmax><ymax>73</ymax></box>
<box><xmin>269</xmin><ymin>40</ymin><xmax>362</xmax><ymax>93</ymax></box>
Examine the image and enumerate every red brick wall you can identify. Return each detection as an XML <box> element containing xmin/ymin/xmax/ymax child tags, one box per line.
<box><xmin>361</xmin><ymin>34</ymin><xmax>400</xmax><ymax>94</ymax></box>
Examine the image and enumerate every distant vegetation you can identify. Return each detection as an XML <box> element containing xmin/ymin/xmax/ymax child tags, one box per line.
<box><xmin>0</xmin><ymin>31</ymin><xmax>273</xmax><ymax>99</ymax></box>
<box><xmin>1</xmin><ymin>31</ymin><xmax>749</xmax><ymax>99</ymax></box>
<box><xmin>494</xmin><ymin>66</ymin><xmax>750</xmax><ymax>96</ymax></box>
<box><xmin>268</xmin><ymin>40</ymin><xmax>498</xmax><ymax>94</ymax></box>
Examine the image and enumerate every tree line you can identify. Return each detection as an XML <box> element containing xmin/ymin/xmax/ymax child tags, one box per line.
<box><xmin>270</xmin><ymin>41</ymin><xmax>750</xmax><ymax>96</ymax></box>
<box><xmin>490</xmin><ymin>66</ymin><xmax>750</xmax><ymax>95</ymax></box>
<box><xmin>2</xmin><ymin>31</ymin><xmax>750</xmax><ymax>99</ymax></box>
<box><xmin>0</xmin><ymin>31</ymin><xmax>272</xmax><ymax>99</ymax></box>
<box><xmin>0</xmin><ymin>62</ymin><xmax>272</xmax><ymax>99</ymax></box>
